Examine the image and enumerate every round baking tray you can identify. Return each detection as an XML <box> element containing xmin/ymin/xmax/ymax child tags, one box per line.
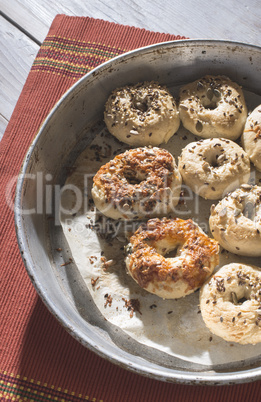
<box><xmin>15</xmin><ymin>39</ymin><xmax>261</xmax><ymax>385</ymax></box>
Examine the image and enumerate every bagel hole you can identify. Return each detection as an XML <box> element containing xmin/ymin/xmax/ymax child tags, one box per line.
<box><xmin>235</xmin><ymin>296</ymin><xmax>249</xmax><ymax>305</ymax></box>
<box><xmin>164</xmin><ymin>248</ymin><xmax>178</xmax><ymax>258</ymax></box>
<box><xmin>126</xmin><ymin>176</ymin><xmax>144</xmax><ymax>185</ymax></box>
<box><xmin>204</xmin><ymin>101</ymin><xmax>218</xmax><ymax>110</ymax></box>
<box><xmin>162</xmin><ymin>245</ymin><xmax>182</xmax><ymax>259</ymax></box>
<box><xmin>207</xmin><ymin>151</ymin><xmax>226</xmax><ymax>168</ymax></box>
<box><xmin>208</xmin><ymin>158</ymin><xmax>219</xmax><ymax>168</ymax></box>
<box><xmin>132</xmin><ymin>97</ymin><xmax>149</xmax><ymax>112</ymax></box>
<box><xmin>123</xmin><ymin>170</ymin><xmax>146</xmax><ymax>185</ymax></box>
<box><xmin>231</xmin><ymin>291</ymin><xmax>250</xmax><ymax>305</ymax></box>
<box><xmin>202</xmin><ymin>87</ymin><xmax>221</xmax><ymax>110</ymax></box>
<box><xmin>206</xmin><ymin>156</ymin><xmax>219</xmax><ymax>168</ymax></box>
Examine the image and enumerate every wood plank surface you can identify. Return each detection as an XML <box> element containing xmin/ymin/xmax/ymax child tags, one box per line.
<box><xmin>0</xmin><ymin>114</ymin><xmax>8</xmax><ymax>141</ymax></box>
<box><xmin>1</xmin><ymin>0</ymin><xmax>261</xmax><ymax>139</ymax></box>
<box><xmin>2</xmin><ymin>0</ymin><xmax>261</xmax><ymax>45</ymax></box>
<box><xmin>0</xmin><ymin>15</ymin><xmax>39</xmax><ymax>138</ymax></box>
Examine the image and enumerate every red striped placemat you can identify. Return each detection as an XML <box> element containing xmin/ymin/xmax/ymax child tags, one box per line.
<box><xmin>1</xmin><ymin>14</ymin><xmax>260</xmax><ymax>401</ymax></box>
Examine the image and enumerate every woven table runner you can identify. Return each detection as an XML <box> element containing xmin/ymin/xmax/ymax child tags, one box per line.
<box><xmin>0</xmin><ymin>14</ymin><xmax>260</xmax><ymax>401</ymax></box>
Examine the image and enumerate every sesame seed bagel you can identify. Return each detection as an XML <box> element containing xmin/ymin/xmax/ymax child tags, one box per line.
<box><xmin>178</xmin><ymin>138</ymin><xmax>251</xmax><ymax>200</ymax></box>
<box><xmin>209</xmin><ymin>185</ymin><xmax>261</xmax><ymax>256</ymax></box>
<box><xmin>200</xmin><ymin>263</ymin><xmax>261</xmax><ymax>345</ymax></box>
<box><xmin>104</xmin><ymin>81</ymin><xmax>180</xmax><ymax>146</ymax></box>
<box><xmin>91</xmin><ymin>147</ymin><xmax>182</xmax><ymax>220</ymax></box>
<box><xmin>241</xmin><ymin>104</ymin><xmax>261</xmax><ymax>171</ymax></box>
<box><xmin>179</xmin><ymin>75</ymin><xmax>247</xmax><ymax>140</ymax></box>
<box><xmin>125</xmin><ymin>217</ymin><xmax>219</xmax><ymax>299</ymax></box>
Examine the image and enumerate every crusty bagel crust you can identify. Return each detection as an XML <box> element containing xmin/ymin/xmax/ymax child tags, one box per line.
<box><xmin>104</xmin><ymin>81</ymin><xmax>180</xmax><ymax>146</ymax></box>
<box><xmin>92</xmin><ymin>147</ymin><xmax>182</xmax><ymax>219</ymax></box>
<box><xmin>179</xmin><ymin>75</ymin><xmax>247</xmax><ymax>140</ymax></box>
<box><xmin>125</xmin><ymin>217</ymin><xmax>219</xmax><ymax>299</ymax></box>
<box><xmin>200</xmin><ymin>263</ymin><xmax>261</xmax><ymax>344</ymax></box>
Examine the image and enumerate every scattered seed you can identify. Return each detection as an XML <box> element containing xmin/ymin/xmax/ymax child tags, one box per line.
<box><xmin>207</xmin><ymin>87</ymin><xmax>214</xmax><ymax>100</ymax></box>
<box><xmin>231</xmin><ymin>291</ymin><xmax>238</xmax><ymax>304</ymax></box>
<box><xmin>130</xmin><ymin>129</ymin><xmax>139</xmax><ymax>135</ymax></box>
<box><xmin>214</xmin><ymin>88</ymin><xmax>221</xmax><ymax>98</ymax></box>
<box><xmin>196</xmin><ymin>120</ymin><xmax>203</xmax><ymax>132</ymax></box>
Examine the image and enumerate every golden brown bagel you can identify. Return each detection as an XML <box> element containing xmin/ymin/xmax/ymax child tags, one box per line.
<box><xmin>125</xmin><ymin>217</ymin><xmax>219</xmax><ymax>299</ymax></box>
<box><xmin>92</xmin><ymin>147</ymin><xmax>182</xmax><ymax>219</ymax></box>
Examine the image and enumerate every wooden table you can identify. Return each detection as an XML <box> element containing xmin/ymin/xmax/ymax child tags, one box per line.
<box><xmin>1</xmin><ymin>0</ymin><xmax>261</xmax><ymax>140</ymax></box>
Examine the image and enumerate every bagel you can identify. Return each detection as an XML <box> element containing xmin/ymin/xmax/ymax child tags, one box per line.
<box><xmin>179</xmin><ymin>75</ymin><xmax>247</xmax><ymax>140</ymax></box>
<box><xmin>125</xmin><ymin>217</ymin><xmax>219</xmax><ymax>299</ymax></box>
<box><xmin>104</xmin><ymin>81</ymin><xmax>180</xmax><ymax>146</ymax></box>
<box><xmin>209</xmin><ymin>184</ymin><xmax>261</xmax><ymax>256</ymax></box>
<box><xmin>91</xmin><ymin>147</ymin><xmax>182</xmax><ymax>220</ymax></box>
<box><xmin>241</xmin><ymin>104</ymin><xmax>261</xmax><ymax>171</ymax></box>
<box><xmin>200</xmin><ymin>263</ymin><xmax>261</xmax><ymax>345</ymax></box>
<box><xmin>178</xmin><ymin>138</ymin><xmax>251</xmax><ymax>200</ymax></box>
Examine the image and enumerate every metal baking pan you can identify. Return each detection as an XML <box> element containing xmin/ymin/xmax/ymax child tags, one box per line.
<box><xmin>15</xmin><ymin>40</ymin><xmax>261</xmax><ymax>385</ymax></box>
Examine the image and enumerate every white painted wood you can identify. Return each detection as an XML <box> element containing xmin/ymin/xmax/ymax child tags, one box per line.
<box><xmin>0</xmin><ymin>114</ymin><xmax>8</xmax><ymax>140</ymax></box>
<box><xmin>1</xmin><ymin>0</ymin><xmax>261</xmax><ymax>45</ymax></box>
<box><xmin>1</xmin><ymin>0</ymin><xmax>261</xmax><ymax>139</ymax></box>
<box><xmin>0</xmin><ymin>15</ymin><xmax>39</xmax><ymax>138</ymax></box>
